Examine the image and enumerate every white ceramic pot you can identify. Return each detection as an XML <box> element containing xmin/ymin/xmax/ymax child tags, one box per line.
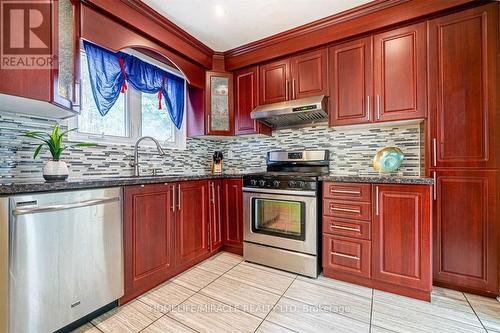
<box><xmin>43</xmin><ymin>160</ymin><xmax>69</xmax><ymax>181</ymax></box>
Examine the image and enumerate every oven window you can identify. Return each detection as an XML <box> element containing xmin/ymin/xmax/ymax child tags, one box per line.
<box><xmin>251</xmin><ymin>198</ymin><xmax>305</xmax><ymax>240</ymax></box>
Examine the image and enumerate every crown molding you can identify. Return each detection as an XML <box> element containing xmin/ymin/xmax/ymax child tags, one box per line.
<box><xmin>223</xmin><ymin>0</ymin><xmax>477</xmax><ymax>70</ymax></box>
<box><xmin>81</xmin><ymin>0</ymin><xmax>214</xmax><ymax>68</ymax></box>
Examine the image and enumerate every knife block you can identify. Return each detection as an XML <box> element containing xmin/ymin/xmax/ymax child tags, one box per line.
<box><xmin>211</xmin><ymin>161</ymin><xmax>223</xmax><ymax>174</ymax></box>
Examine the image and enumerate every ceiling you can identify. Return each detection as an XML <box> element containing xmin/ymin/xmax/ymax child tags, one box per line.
<box><xmin>141</xmin><ymin>0</ymin><xmax>373</xmax><ymax>51</ymax></box>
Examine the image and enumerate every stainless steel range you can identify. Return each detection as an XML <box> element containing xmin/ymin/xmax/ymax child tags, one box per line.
<box><xmin>243</xmin><ymin>150</ymin><xmax>329</xmax><ymax>277</ymax></box>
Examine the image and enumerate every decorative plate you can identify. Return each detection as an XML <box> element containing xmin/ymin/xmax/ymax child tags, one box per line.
<box><xmin>372</xmin><ymin>147</ymin><xmax>404</xmax><ymax>173</ymax></box>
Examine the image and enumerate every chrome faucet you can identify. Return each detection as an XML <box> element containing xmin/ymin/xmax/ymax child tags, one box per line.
<box><xmin>131</xmin><ymin>136</ymin><xmax>166</xmax><ymax>177</ymax></box>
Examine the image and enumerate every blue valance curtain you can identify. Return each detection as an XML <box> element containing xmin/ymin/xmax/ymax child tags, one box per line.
<box><xmin>82</xmin><ymin>41</ymin><xmax>185</xmax><ymax>129</ymax></box>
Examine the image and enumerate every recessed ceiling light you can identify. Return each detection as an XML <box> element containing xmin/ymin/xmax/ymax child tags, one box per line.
<box><xmin>214</xmin><ymin>4</ymin><xmax>226</xmax><ymax>18</ymax></box>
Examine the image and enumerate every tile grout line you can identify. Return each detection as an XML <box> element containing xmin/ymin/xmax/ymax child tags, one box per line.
<box><xmin>134</xmin><ymin>255</ymin><xmax>243</xmax><ymax>333</ymax></box>
<box><xmin>294</xmin><ymin>275</ymin><xmax>373</xmax><ymax>300</ymax></box>
<box><xmin>136</xmin><ymin>286</ymin><xmax>203</xmax><ymax>333</ymax></box>
<box><xmin>253</xmin><ymin>274</ymin><xmax>299</xmax><ymax>333</ymax></box>
<box><xmin>463</xmin><ymin>292</ymin><xmax>489</xmax><ymax>332</ymax></box>
<box><xmin>369</xmin><ymin>288</ymin><xmax>374</xmax><ymax>333</ymax></box>
<box><xmin>371</xmin><ymin>290</ymin><xmax>487</xmax><ymax>329</ymax></box>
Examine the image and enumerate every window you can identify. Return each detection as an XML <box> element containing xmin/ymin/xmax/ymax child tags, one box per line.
<box><xmin>69</xmin><ymin>49</ymin><xmax>186</xmax><ymax>149</ymax></box>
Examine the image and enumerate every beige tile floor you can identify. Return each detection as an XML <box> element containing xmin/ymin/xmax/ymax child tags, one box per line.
<box><xmin>74</xmin><ymin>251</ymin><xmax>500</xmax><ymax>333</ymax></box>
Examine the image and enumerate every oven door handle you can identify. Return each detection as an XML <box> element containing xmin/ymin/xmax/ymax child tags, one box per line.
<box><xmin>242</xmin><ymin>187</ymin><xmax>317</xmax><ymax>197</ymax></box>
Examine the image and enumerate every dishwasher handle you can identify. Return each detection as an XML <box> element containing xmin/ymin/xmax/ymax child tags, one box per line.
<box><xmin>12</xmin><ymin>196</ymin><xmax>120</xmax><ymax>216</ymax></box>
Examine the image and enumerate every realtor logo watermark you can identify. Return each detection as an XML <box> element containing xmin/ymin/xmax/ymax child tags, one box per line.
<box><xmin>1</xmin><ymin>0</ymin><xmax>54</xmax><ymax>69</ymax></box>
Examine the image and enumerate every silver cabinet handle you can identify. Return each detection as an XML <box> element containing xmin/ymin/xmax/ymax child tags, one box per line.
<box><xmin>332</xmin><ymin>207</ymin><xmax>360</xmax><ymax>214</ymax></box>
<box><xmin>332</xmin><ymin>252</ymin><xmax>360</xmax><ymax>260</ymax></box>
<box><xmin>432</xmin><ymin>138</ymin><xmax>437</xmax><ymax>167</ymax></box>
<box><xmin>12</xmin><ymin>197</ymin><xmax>120</xmax><ymax>216</ymax></box>
<box><xmin>292</xmin><ymin>79</ymin><xmax>296</xmax><ymax>100</ymax></box>
<box><xmin>332</xmin><ymin>189</ymin><xmax>361</xmax><ymax>195</ymax></box>
<box><xmin>285</xmin><ymin>80</ymin><xmax>289</xmax><ymax>100</ymax></box>
<box><xmin>376</xmin><ymin>94</ymin><xmax>381</xmax><ymax>120</ymax></box>
<box><xmin>331</xmin><ymin>225</ymin><xmax>361</xmax><ymax>232</ymax></box>
<box><xmin>172</xmin><ymin>185</ymin><xmax>176</xmax><ymax>212</ymax></box>
<box><xmin>375</xmin><ymin>185</ymin><xmax>380</xmax><ymax>216</ymax></box>
<box><xmin>366</xmin><ymin>95</ymin><xmax>371</xmax><ymax>121</ymax></box>
<box><xmin>177</xmin><ymin>184</ymin><xmax>181</xmax><ymax>210</ymax></box>
<box><xmin>433</xmin><ymin>171</ymin><xmax>437</xmax><ymax>201</ymax></box>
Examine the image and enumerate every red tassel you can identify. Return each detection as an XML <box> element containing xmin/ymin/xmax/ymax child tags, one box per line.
<box><xmin>118</xmin><ymin>57</ymin><xmax>128</xmax><ymax>93</ymax></box>
<box><xmin>158</xmin><ymin>75</ymin><xmax>166</xmax><ymax>110</ymax></box>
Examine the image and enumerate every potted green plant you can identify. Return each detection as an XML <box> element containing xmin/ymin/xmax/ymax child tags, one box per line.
<box><xmin>24</xmin><ymin>124</ymin><xmax>96</xmax><ymax>181</ymax></box>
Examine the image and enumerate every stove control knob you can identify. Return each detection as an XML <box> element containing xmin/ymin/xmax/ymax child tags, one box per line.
<box><xmin>288</xmin><ymin>181</ymin><xmax>296</xmax><ymax>188</ymax></box>
<box><xmin>258</xmin><ymin>180</ymin><xmax>267</xmax><ymax>187</ymax></box>
<box><xmin>272</xmin><ymin>180</ymin><xmax>280</xmax><ymax>188</ymax></box>
<box><xmin>297</xmin><ymin>181</ymin><xmax>306</xmax><ymax>188</ymax></box>
<box><xmin>250</xmin><ymin>179</ymin><xmax>257</xmax><ymax>186</ymax></box>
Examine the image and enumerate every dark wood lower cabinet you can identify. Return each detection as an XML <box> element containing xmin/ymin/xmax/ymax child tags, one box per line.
<box><xmin>176</xmin><ymin>181</ymin><xmax>210</xmax><ymax>265</ymax></box>
<box><xmin>322</xmin><ymin>182</ymin><xmax>433</xmax><ymax>301</ymax></box>
<box><xmin>432</xmin><ymin>169</ymin><xmax>498</xmax><ymax>296</ymax></box>
<box><xmin>121</xmin><ymin>178</ymin><xmax>244</xmax><ymax>304</ymax></box>
<box><xmin>122</xmin><ymin>183</ymin><xmax>175</xmax><ymax>303</ymax></box>
<box><xmin>222</xmin><ymin>178</ymin><xmax>244</xmax><ymax>255</ymax></box>
<box><xmin>372</xmin><ymin>184</ymin><xmax>432</xmax><ymax>298</ymax></box>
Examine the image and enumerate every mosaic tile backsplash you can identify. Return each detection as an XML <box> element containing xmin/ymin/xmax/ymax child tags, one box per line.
<box><xmin>0</xmin><ymin>111</ymin><xmax>423</xmax><ymax>181</ymax></box>
<box><xmin>220</xmin><ymin>124</ymin><xmax>423</xmax><ymax>177</ymax></box>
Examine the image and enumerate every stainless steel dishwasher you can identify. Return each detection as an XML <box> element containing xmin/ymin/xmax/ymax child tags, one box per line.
<box><xmin>2</xmin><ymin>187</ymin><xmax>124</xmax><ymax>333</ymax></box>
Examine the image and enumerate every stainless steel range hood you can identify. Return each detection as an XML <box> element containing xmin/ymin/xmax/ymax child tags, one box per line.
<box><xmin>250</xmin><ymin>95</ymin><xmax>327</xmax><ymax>129</ymax></box>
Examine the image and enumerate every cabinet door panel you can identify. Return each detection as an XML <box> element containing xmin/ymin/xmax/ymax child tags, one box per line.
<box><xmin>374</xmin><ymin>22</ymin><xmax>426</xmax><ymax>122</ymax></box>
<box><xmin>428</xmin><ymin>4</ymin><xmax>498</xmax><ymax>168</ymax></box>
<box><xmin>372</xmin><ymin>185</ymin><xmax>431</xmax><ymax>291</ymax></box>
<box><xmin>329</xmin><ymin>37</ymin><xmax>372</xmax><ymax>125</ymax></box>
<box><xmin>222</xmin><ymin>179</ymin><xmax>243</xmax><ymax>252</ymax></box>
<box><xmin>291</xmin><ymin>48</ymin><xmax>328</xmax><ymax>99</ymax></box>
<box><xmin>205</xmin><ymin>71</ymin><xmax>234</xmax><ymax>135</ymax></box>
<box><xmin>259</xmin><ymin>59</ymin><xmax>290</xmax><ymax>104</ymax></box>
<box><xmin>234</xmin><ymin>66</ymin><xmax>271</xmax><ymax>135</ymax></box>
<box><xmin>433</xmin><ymin>170</ymin><xmax>498</xmax><ymax>293</ymax></box>
<box><xmin>177</xmin><ymin>181</ymin><xmax>209</xmax><ymax>264</ymax></box>
<box><xmin>122</xmin><ymin>184</ymin><xmax>174</xmax><ymax>302</ymax></box>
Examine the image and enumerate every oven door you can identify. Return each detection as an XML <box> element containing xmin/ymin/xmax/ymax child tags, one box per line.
<box><xmin>243</xmin><ymin>187</ymin><xmax>317</xmax><ymax>255</ymax></box>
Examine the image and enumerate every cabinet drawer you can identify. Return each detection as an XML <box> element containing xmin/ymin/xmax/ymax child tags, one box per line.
<box><xmin>324</xmin><ymin>182</ymin><xmax>371</xmax><ymax>202</ymax></box>
<box><xmin>323</xmin><ymin>199</ymin><xmax>371</xmax><ymax>221</ymax></box>
<box><xmin>323</xmin><ymin>217</ymin><xmax>371</xmax><ymax>240</ymax></box>
<box><xmin>323</xmin><ymin>234</ymin><xmax>371</xmax><ymax>277</ymax></box>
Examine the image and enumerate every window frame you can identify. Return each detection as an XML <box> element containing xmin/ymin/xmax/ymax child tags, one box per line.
<box><xmin>68</xmin><ymin>48</ymin><xmax>187</xmax><ymax>150</ymax></box>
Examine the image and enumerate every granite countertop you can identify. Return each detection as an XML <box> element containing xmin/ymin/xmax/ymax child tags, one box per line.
<box><xmin>0</xmin><ymin>173</ymin><xmax>251</xmax><ymax>196</ymax></box>
<box><xmin>320</xmin><ymin>174</ymin><xmax>434</xmax><ymax>185</ymax></box>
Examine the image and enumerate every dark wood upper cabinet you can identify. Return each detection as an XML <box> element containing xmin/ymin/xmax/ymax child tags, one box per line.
<box><xmin>234</xmin><ymin>66</ymin><xmax>271</xmax><ymax>136</ymax></box>
<box><xmin>428</xmin><ymin>3</ymin><xmax>498</xmax><ymax>168</ymax></box>
<box><xmin>329</xmin><ymin>37</ymin><xmax>373</xmax><ymax>126</ymax></box>
<box><xmin>259</xmin><ymin>49</ymin><xmax>328</xmax><ymax>105</ymax></box>
<box><xmin>290</xmin><ymin>48</ymin><xmax>328</xmax><ymax>99</ymax></box>
<box><xmin>205</xmin><ymin>71</ymin><xmax>234</xmax><ymax>136</ymax></box>
<box><xmin>0</xmin><ymin>0</ymin><xmax>81</xmax><ymax>117</ymax></box>
<box><xmin>432</xmin><ymin>170</ymin><xmax>498</xmax><ymax>295</ymax></box>
<box><xmin>176</xmin><ymin>181</ymin><xmax>210</xmax><ymax>265</ymax></box>
<box><xmin>208</xmin><ymin>180</ymin><xmax>223</xmax><ymax>252</ymax></box>
<box><xmin>222</xmin><ymin>178</ymin><xmax>244</xmax><ymax>255</ymax></box>
<box><xmin>372</xmin><ymin>184</ymin><xmax>432</xmax><ymax>293</ymax></box>
<box><xmin>122</xmin><ymin>184</ymin><xmax>175</xmax><ymax>303</ymax></box>
<box><xmin>373</xmin><ymin>22</ymin><xmax>426</xmax><ymax>122</ymax></box>
<box><xmin>259</xmin><ymin>58</ymin><xmax>291</xmax><ymax>105</ymax></box>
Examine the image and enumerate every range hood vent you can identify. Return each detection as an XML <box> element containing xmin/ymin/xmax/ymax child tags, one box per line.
<box><xmin>250</xmin><ymin>95</ymin><xmax>327</xmax><ymax>129</ymax></box>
